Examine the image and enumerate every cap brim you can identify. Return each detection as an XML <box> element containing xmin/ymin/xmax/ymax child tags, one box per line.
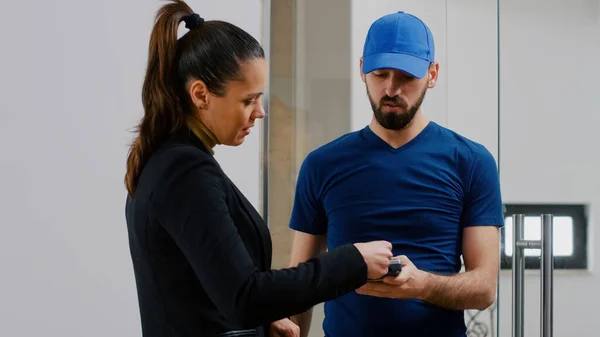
<box><xmin>362</xmin><ymin>52</ymin><xmax>430</xmax><ymax>78</ymax></box>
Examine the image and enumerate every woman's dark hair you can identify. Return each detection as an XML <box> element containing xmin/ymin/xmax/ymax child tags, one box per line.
<box><xmin>125</xmin><ymin>0</ymin><xmax>265</xmax><ymax>196</ymax></box>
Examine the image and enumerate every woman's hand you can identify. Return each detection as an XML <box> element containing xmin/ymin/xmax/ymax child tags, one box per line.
<box><xmin>270</xmin><ymin>318</ymin><xmax>300</xmax><ymax>337</ymax></box>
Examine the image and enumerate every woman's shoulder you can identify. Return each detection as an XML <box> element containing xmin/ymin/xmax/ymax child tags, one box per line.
<box><xmin>157</xmin><ymin>140</ymin><xmax>212</xmax><ymax>163</ymax></box>
<box><xmin>158</xmin><ymin>139</ymin><xmax>220</xmax><ymax>172</ymax></box>
<box><xmin>141</xmin><ymin>137</ymin><xmax>226</xmax><ymax>192</ymax></box>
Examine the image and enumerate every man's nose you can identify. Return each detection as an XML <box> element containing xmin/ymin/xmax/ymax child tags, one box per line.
<box><xmin>385</xmin><ymin>79</ymin><xmax>402</xmax><ymax>98</ymax></box>
<box><xmin>385</xmin><ymin>86</ymin><xmax>402</xmax><ymax>98</ymax></box>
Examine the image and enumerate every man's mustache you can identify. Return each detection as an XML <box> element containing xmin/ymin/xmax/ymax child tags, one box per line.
<box><xmin>380</xmin><ymin>96</ymin><xmax>407</xmax><ymax>108</ymax></box>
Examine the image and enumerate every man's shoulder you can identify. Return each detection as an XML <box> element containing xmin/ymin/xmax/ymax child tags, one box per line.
<box><xmin>433</xmin><ymin>123</ymin><xmax>495</xmax><ymax>163</ymax></box>
<box><xmin>314</xmin><ymin>129</ymin><xmax>362</xmax><ymax>153</ymax></box>
<box><xmin>303</xmin><ymin>129</ymin><xmax>363</xmax><ymax>164</ymax></box>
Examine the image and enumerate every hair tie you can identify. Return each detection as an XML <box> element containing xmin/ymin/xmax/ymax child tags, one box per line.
<box><xmin>183</xmin><ymin>13</ymin><xmax>204</xmax><ymax>30</ymax></box>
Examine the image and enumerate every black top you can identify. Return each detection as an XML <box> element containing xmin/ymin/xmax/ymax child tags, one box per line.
<box><xmin>125</xmin><ymin>130</ymin><xmax>368</xmax><ymax>337</ymax></box>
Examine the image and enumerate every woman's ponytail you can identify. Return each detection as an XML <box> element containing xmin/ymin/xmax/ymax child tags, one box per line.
<box><xmin>125</xmin><ymin>0</ymin><xmax>194</xmax><ymax>196</ymax></box>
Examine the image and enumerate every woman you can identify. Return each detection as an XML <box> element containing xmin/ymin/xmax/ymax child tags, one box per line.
<box><xmin>124</xmin><ymin>1</ymin><xmax>393</xmax><ymax>336</ymax></box>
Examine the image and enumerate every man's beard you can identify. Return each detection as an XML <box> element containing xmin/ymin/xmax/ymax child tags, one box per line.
<box><xmin>368</xmin><ymin>85</ymin><xmax>427</xmax><ymax>130</ymax></box>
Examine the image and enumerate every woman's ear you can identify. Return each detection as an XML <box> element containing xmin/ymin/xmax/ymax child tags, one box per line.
<box><xmin>188</xmin><ymin>79</ymin><xmax>209</xmax><ymax>110</ymax></box>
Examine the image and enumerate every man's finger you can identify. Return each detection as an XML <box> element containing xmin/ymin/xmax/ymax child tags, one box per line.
<box><xmin>397</xmin><ymin>255</ymin><xmax>411</xmax><ymax>265</ymax></box>
<box><xmin>382</xmin><ymin>275</ymin><xmax>404</xmax><ymax>285</ymax></box>
<box><xmin>381</xmin><ymin>266</ymin><xmax>411</xmax><ymax>285</ymax></box>
<box><xmin>357</xmin><ymin>282</ymin><xmax>395</xmax><ymax>293</ymax></box>
<box><xmin>356</xmin><ymin>287</ymin><xmax>395</xmax><ymax>298</ymax></box>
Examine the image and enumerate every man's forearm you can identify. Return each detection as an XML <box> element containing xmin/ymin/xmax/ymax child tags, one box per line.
<box><xmin>418</xmin><ymin>270</ymin><xmax>496</xmax><ymax>311</ymax></box>
<box><xmin>290</xmin><ymin>309</ymin><xmax>313</xmax><ymax>337</ymax></box>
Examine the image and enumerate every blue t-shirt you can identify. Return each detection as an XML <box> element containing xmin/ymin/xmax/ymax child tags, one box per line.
<box><xmin>289</xmin><ymin>122</ymin><xmax>504</xmax><ymax>337</ymax></box>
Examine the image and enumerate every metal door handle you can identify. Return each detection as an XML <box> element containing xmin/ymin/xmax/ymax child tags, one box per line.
<box><xmin>512</xmin><ymin>213</ymin><xmax>554</xmax><ymax>337</ymax></box>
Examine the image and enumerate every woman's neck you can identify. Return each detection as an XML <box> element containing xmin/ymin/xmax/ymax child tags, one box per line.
<box><xmin>186</xmin><ymin>115</ymin><xmax>220</xmax><ymax>155</ymax></box>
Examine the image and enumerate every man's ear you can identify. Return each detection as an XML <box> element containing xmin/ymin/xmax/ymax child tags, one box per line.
<box><xmin>427</xmin><ymin>62</ymin><xmax>439</xmax><ymax>88</ymax></box>
<box><xmin>360</xmin><ymin>57</ymin><xmax>367</xmax><ymax>83</ymax></box>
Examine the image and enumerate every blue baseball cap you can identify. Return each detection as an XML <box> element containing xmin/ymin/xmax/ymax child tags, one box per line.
<box><xmin>362</xmin><ymin>11</ymin><xmax>435</xmax><ymax>79</ymax></box>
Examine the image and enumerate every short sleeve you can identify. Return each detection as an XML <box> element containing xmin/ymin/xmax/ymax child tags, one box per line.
<box><xmin>462</xmin><ymin>147</ymin><xmax>504</xmax><ymax>228</ymax></box>
<box><xmin>289</xmin><ymin>152</ymin><xmax>328</xmax><ymax>235</ymax></box>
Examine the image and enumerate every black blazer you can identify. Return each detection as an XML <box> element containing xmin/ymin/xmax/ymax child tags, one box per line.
<box><xmin>125</xmin><ymin>130</ymin><xmax>368</xmax><ymax>337</ymax></box>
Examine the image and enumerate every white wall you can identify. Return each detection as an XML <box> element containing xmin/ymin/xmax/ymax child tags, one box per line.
<box><xmin>0</xmin><ymin>0</ymin><xmax>263</xmax><ymax>336</ymax></box>
<box><xmin>498</xmin><ymin>0</ymin><xmax>600</xmax><ymax>336</ymax></box>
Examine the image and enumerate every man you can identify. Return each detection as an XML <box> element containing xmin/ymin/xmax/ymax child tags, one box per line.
<box><xmin>286</xmin><ymin>11</ymin><xmax>504</xmax><ymax>337</ymax></box>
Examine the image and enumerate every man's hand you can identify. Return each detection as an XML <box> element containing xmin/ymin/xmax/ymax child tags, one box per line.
<box><xmin>270</xmin><ymin>318</ymin><xmax>300</xmax><ymax>337</ymax></box>
<box><xmin>355</xmin><ymin>226</ymin><xmax>500</xmax><ymax>311</ymax></box>
<box><xmin>356</xmin><ymin>255</ymin><xmax>429</xmax><ymax>300</ymax></box>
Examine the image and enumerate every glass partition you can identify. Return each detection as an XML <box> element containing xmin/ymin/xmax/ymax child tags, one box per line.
<box><xmin>263</xmin><ymin>2</ymin><xmax>354</xmax><ymax>335</ymax></box>
<box><xmin>263</xmin><ymin>0</ymin><xmax>353</xmax><ymax>270</ymax></box>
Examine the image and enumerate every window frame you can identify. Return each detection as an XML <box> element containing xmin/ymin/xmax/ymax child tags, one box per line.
<box><xmin>500</xmin><ymin>204</ymin><xmax>588</xmax><ymax>270</ymax></box>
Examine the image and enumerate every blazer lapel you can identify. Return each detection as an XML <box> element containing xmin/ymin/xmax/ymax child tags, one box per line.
<box><xmin>230</xmin><ymin>183</ymin><xmax>272</xmax><ymax>270</ymax></box>
<box><xmin>175</xmin><ymin>129</ymin><xmax>273</xmax><ymax>269</ymax></box>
